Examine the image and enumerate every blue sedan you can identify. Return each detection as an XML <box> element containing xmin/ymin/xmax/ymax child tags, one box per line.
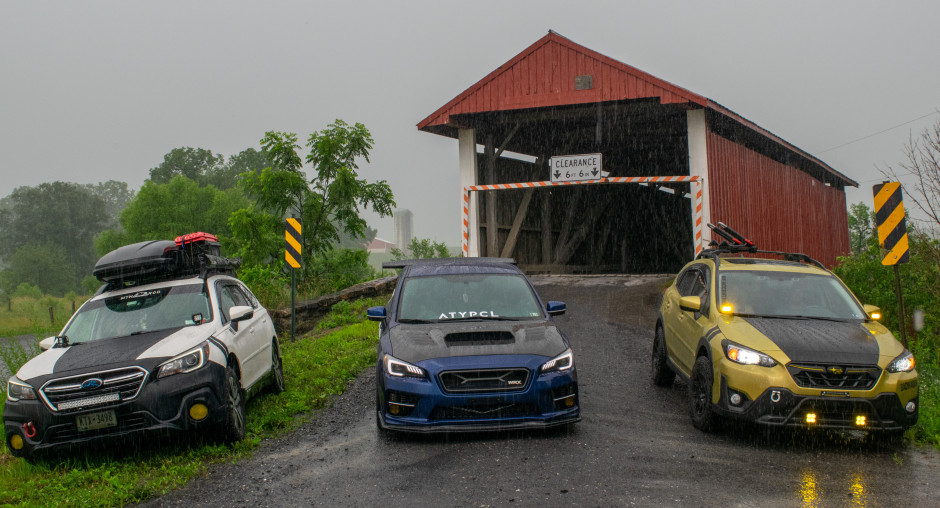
<box><xmin>368</xmin><ymin>258</ymin><xmax>580</xmax><ymax>433</ymax></box>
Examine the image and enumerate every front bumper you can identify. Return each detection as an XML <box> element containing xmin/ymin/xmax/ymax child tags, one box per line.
<box><xmin>713</xmin><ymin>358</ymin><xmax>919</xmax><ymax>431</ymax></box>
<box><xmin>377</xmin><ymin>356</ymin><xmax>580</xmax><ymax>433</ymax></box>
<box><xmin>4</xmin><ymin>362</ymin><xmax>227</xmax><ymax>458</ymax></box>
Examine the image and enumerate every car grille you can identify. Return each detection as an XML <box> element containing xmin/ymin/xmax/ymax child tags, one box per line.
<box><xmin>40</xmin><ymin>367</ymin><xmax>148</xmax><ymax>413</ymax></box>
<box><xmin>787</xmin><ymin>363</ymin><xmax>881</xmax><ymax>390</ymax></box>
<box><xmin>46</xmin><ymin>414</ymin><xmax>149</xmax><ymax>443</ymax></box>
<box><xmin>438</xmin><ymin>368</ymin><xmax>530</xmax><ymax>393</ymax></box>
<box><xmin>429</xmin><ymin>403</ymin><xmax>538</xmax><ymax>420</ymax></box>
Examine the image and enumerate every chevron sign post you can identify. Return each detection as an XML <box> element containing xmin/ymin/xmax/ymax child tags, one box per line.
<box><xmin>286</xmin><ymin>218</ymin><xmax>302</xmax><ymax>339</ymax></box>
<box><xmin>873</xmin><ymin>182</ymin><xmax>909</xmax><ymax>346</ymax></box>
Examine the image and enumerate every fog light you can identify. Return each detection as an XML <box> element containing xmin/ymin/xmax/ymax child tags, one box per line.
<box><xmin>9</xmin><ymin>434</ymin><xmax>24</xmax><ymax>451</ymax></box>
<box><xmin>565</xmin><ymin>397</ymin><xmax>574</xmax><ymax>407</ymax></box>
<box><xmin>806</xmin><ymin>413</ymin><xmax>817</xmax><ymax>424</ymax></box>
<box><xmin>729</xmin><ymin>393</ymin><xmax>742</xmax><ymax>406</ymax></box>
<box><xmin>855</xmin><ymin>415</ymin><xmax>867</xmax><ymax>427</ymax></box>
<box><xmin>906</xmin><ymin>401</ymin><xmax>917</xmax><ymax>413</ymax></box>
<box><xmin>389</xmin><ymin>404</ymin><xmax>400</xmax><ymax>415</ymax></box>
<box><xmin>189</xmin><ymin>403</ymin><xmax>209</xmax><ymax>421</ymax></box>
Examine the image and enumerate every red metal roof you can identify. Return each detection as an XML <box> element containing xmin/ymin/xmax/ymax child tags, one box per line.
<box><xmin>418</xmin><ymin>31</ymin><xmax>856</xmax><ymax>188</ymax></box>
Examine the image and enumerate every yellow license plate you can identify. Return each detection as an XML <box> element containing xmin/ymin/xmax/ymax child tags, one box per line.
<box><xmin>76</xmin><ymin>410</ymin><xmax>117</xmax><ymax>432</ymax></box>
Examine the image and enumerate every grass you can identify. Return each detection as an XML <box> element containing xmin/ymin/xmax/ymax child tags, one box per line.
<box><xmin>912</xmin><ymin>360</ymin><xmax>940</xmax><ymax>449</ymax></box>
<box><xmin>0</xmin><ymin>296</ymin><xmax>385</xmax><ymax>508</ymax></box>
<box><xmin>0</xmin><ymin>294</ymin><xmax>88</xmax><ymax>339</ymax></box>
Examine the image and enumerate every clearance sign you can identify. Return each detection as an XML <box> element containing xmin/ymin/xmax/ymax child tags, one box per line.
<box><xmin>873</xmin><ymin>182</ymin><xmax>909</xmax><ymax>266</ymax></box>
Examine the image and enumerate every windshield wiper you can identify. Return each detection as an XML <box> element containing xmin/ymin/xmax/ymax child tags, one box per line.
<box><xmin>53</xmin><ymin>335</ymin><xmax>71</xmax><ymax>348</ymax></box>
<box><xmin>443</xmin><ymin>316</ymin><xmax>520</xmax><ymax>322</ymax></box>
<box><xmin>398</xmin><ymin>318</ymin><xmax>432</xmax><ymax>324</ymax></box>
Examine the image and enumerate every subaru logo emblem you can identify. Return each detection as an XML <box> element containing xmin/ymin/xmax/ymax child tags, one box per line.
<box><xmin>827</xmin><ymin>366</ymin><xmax>844</xmax><ymax>375</ymax></box>
<box><xmin>81</xmin><ymin>378</ymin><xmax>103</xmax><ymax>391</ymax></box>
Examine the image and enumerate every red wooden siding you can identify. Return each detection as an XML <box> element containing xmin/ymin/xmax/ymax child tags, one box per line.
<box><xmin>706</xmin><ymin>131</ymin><xmax>850</xmax><ymax>267</ymax></box>
<box><xmin>418</xmin><ymin>32</ymin><xmax>706</xmax><ymax>130</ymax></box>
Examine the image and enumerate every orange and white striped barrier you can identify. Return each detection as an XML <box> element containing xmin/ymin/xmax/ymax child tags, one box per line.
<box><xmin>461</xmin><ymin>175</ymin><xmax>704</xmax><ymax>259</ymax></box>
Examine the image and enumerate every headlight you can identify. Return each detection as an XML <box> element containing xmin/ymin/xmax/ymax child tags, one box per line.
<box><xmin>383</xmin><ymin>354</ymin><xmax>426</xmax><ymax>378</ymax></box>
<box><xmin>6</xmin><ymin>377</ymin><xmax>37</xmax><ymax>401</ymax></box>
<box><xmin>887</xmin><ymin>350</ymin><xmax>916</xmax><ymax>373</ymax></box>
<box><xmin>157</xmin><ymin>341</ymin><xmax>210</xmax><ymax>379</ymax></box>
<box><xmin>541</xmin><ymin>349</ymin><xmax>574</xmax><ymax>374</ymax></box>
<box><xmin>723</xmin><ymin>340</ymin><xmax>777</xmax><ymax>367</ymax></box>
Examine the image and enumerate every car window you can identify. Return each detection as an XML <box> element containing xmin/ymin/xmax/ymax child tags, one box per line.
<box><xmin>675</xmin><ymin>269</ymin><xmax>697</xmax><ymax>296</ymax></box>
<box><xmin>718</xmin><ymin>270</ymin><xmax>865</xmax><ymax>320</ymax></box>
<box><xmin>217</xmin><ymin>283</ymin><xmax>250</xmax><ymax>323</ymax></box>
<box><xmin>62</xmin><ymin>284</ymin><xmax>210</xmax><ymax>343</ymax></box>
<box><xmin>398</xmin><ymin>273</ymin><xmax>543</xmax><ymax>321</ymax></box>
<box><xmin>236</xmin><ymin>282</ymin><xmax>260</xmax><ymax>308</ymax></box>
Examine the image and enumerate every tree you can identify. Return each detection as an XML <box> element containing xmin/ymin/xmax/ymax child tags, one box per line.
<box><xmin>847</xmin><ymin>202</ymin><xmax>873</xmax><ymax>254</ymax></box>
<box><xmin>0</xmin><ymin>243</ymin><xmax>76</xmax><ymax>296</ymax></box>
<box><xmin>230</xmin><ymin>120</ymin><xmax>395</xmax><ymax>278</ymax></box>
<box><xmin>881</xmin><ymin>120</ymin><xmax>940</xmax><ymax>233</ymax></box>
<box><xmin>149</xmin><ymin>147</ymin><xmax>226</xmax><ymax>186</ymax></box>
<box><xmin>392</xmin><ymin>237</ymin><xmax>451</xmax><ymax>260</ymax></box>
<box><xmin>0</xmin><ymin>182</ymin><xmax>109</xmax><ymax>288</ymax></box>
<box><xmin>96</xmin><ymin>176</ymin><xmax>249</xmax><ymax>255</ymax></box>
<box><xmin>85</xmin><ymin>180</ymin><xmax>136</xmax><ymax>228</ymax></box>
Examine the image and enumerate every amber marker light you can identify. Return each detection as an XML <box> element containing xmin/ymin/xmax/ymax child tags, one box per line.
<box><xmin>806</xmin><ymin>413</ymin><xmax>817</xmax><ymax>424</ymax></box>
<box><xmin>870</xmin><ymin>311</ymin><xmax>881</xmax><ymax>320</ymax></box>
<box><xmin>720</xmin><ymin>303</ymin><xmax>734</xmax><ymax>314</ymax></box>
<box><xmin>856</xmin><ymin>416</ymin><xmax>867</xmax><ymax>427</ymax></box>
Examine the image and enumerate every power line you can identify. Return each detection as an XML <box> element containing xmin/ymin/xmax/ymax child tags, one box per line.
<box><xmin>817</xmin><ymin>110</ymin><xmax>939</xmax><ymax>154</ymax></box>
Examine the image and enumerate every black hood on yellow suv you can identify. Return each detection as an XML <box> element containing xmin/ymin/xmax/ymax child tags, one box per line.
<box><xmin>743</xmin><ymin>318</ymin><xmax>879</xmax><ymax>364</ymax></box>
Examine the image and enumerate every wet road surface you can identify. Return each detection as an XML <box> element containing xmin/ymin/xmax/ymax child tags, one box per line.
<box><xmin>141</xmin><ymin>275</ymin><xmax>939</xmax><ymax>507</ymax></box>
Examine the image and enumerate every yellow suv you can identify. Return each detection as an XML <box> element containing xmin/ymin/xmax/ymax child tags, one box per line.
<box><xmin>652</xmin><ymin>225</ymin><xmax>918</xmax><ymax>435</ymax></box>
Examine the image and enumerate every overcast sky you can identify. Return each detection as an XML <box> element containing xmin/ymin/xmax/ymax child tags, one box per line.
<box><xmin>2</xmin><ymin>1</ymin><xmax>939</xmax><ymax>243</ymax></box>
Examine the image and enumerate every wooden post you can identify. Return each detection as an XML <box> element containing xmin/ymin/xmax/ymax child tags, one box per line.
<box><xmin>541</xmin><ymin>190</ymin><xmax>553</xmax><ymax>264</ymax></box>
<box><xmin>501</xmin><ymin>188</ymin><xmax>534</xmax><ymax>258</ymax></box>
<box><xmin>485</xmin><ymin>133</ymin><xmax>497</xmax><ymax>257</ymax></box>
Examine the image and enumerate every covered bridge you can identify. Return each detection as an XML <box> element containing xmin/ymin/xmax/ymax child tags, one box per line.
<box><xmin>418</xmin><ymin>31</ymin><xmax>856</xmax><ymax>273</ymax></box>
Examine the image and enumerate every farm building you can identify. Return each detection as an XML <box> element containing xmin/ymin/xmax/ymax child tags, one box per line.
<box><xmin>418</xmin><ymin>31</ymin><xmax>856</xmax><ymax>273</ymax></box>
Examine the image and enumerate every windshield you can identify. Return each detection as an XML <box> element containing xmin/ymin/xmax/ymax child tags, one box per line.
<box><xmin>719</xmin><ymin>270</ymin><xmax>866</xmax><ymax>321</ymax></box>
<box><xmin>62</xmin><ymin>284</ymin><xmax>211</xmax><ymax>343</ymax></box>
<box><xmin>398</xmin><ymin>273</ymin><xmax>543</xmax><ymax>322</ymax></box>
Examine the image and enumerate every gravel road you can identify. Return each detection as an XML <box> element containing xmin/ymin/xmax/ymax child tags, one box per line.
<box><xmin>139</xmin><ymin>275</ymin><xmax>940</xmax><ymax>507</ymax></box>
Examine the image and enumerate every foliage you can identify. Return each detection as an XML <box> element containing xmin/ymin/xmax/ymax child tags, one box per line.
<box><xmin>231</xmin><ymin>120</ymin><xmax>395</xmax><ymax>282</ymax></box>
<box><xmin>0</xmin><ymin>292</ymin><xmax>83</xmax><ymax>338</ymax></box>
<box><xmin>235</xmin><ymin>262</ymin><xmax>291</xmax><ymax>309</ymax></box>
<box><xmin>95</xmin><ymin>176</ymin><xmax>249</xmax><ymax>256</ymax></box>
<box><xmin>847</xmin><ymin>202</ymin><xmax>874</xmax><ymax>255</ymax></box>
<box><xmin>83</xmin><ymin>181</ymin><xmax>136</xmax><ymax>229</ymax></box>
<box><xmin>0</xmin><ymin>296</ymin><xmax>384</xmax><ymax>507</ymax></box>
<box><xmin>1</xmin><ymin>244</ymin><xmax>76</xmax><ymax>297</ymax></box>
<box><xmin>304</xmin><ymin>249</ymin><xmax>376</xmax><ymax>297</ymax></box>
<box><xmin>148</xmin><ymin>147</ymin><xmax>272</xmax><ymax>191</ymax></box>
<box><xmin>391</xmin><ymin>237</ymin><xmax>451</xmax><ymax>260</ymax></box>
<box><xmin>0</xmin><ymin>182</ymin><xmax>110</xmax><ymax>293</ymax></box>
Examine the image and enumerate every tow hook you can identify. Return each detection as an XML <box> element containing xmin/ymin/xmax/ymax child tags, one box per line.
<box><xmin>22</xmin><ymin>421</ymin><xmax>37</xmax><ymax>439</ymax></box>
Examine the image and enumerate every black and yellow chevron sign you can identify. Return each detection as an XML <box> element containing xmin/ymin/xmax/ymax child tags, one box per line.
<box><xmin>873</xmin><ymin>182</ymin><xmax>909</xmax><ymax>265</ymax></box>
<box><xmin>285</xmin><ymin>218</ymin><xmax>302</xmax><ymax>269</ymax></box>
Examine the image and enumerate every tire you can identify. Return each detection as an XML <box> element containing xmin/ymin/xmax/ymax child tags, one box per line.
<box><xmin>651</xmin><ymin>326</ymin><xmax>676</xmax><ymax>387</ymax></box>
<box><xmin>689</xmin><ymin>355</ymin><xmax>718</xmax><ymax>432</ymax></box>
<box><xmin>268</xmin><ymin>339</ymin><xmax>285</xmax><ymax>394</ymax></box>
<box><xmin>220</xmin><ymin>365</ymin><xmax>247</xmax><ymax>443</ymax></box>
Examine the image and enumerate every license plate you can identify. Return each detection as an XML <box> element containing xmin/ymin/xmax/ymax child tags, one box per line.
<box><xmin>76</xmin><ymin>410</ymin><xmax>117</xmax><ymax>432</ymax></box>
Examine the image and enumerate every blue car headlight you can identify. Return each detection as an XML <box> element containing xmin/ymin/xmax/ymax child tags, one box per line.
<box><xmin>540</xmin><ymin>349</ymin><xmax>574</xmax><ymax>374</ymax></box>
<box><xmin>384</xmin><ymin>354</ymin><xmax>426</xmax><ymax>379</ymax></box>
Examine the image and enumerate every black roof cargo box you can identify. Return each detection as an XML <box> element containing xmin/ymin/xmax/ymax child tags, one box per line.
<box><xmin>93</xmin><ymin>232</ymin><xmax>240</xmax><ymax>286</ymax></box>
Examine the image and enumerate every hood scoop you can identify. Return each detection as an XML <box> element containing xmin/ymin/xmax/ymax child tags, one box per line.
<box><xmin>444</xmin><ymin>331</ymin><xmax>515</xmax><ymax>347</ymax></box>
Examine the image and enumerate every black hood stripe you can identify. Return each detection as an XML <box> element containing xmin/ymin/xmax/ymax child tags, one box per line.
<box><xmin>389</xmin><ymin>321</ymin><xmax>567</xmax><ymax>363</ymax></box>
<box><xmin>52</xmin><ymin>327</ymin><xmax>184</xmax><ymax>374</ymax></box>
<box><xmin>743</xmin><ymin>318</ymin><xmax>879</xmax><ymax>365</ymax></box>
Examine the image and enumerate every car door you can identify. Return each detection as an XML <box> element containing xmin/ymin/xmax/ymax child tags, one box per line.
<box><xmin>670</xmin><ymin>264</ymin><xmax>712</xmax><ymax>375</ymax></box>
<box><xmin>215</xmin><ymin>281</ymin><xmax>270</xmax><ymax>389</ymax></box>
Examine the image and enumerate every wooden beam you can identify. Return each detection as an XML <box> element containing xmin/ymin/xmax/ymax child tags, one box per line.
<box><xmin>500</xmin><ymin>188</ymin><xmax>534</xmax><ymax>258</ymax></box>
<box><xmin>541</xmin><ymin>189</ymin><xmax>553</xmax><ymax>264</ymax></box>
<box><xmin>484</xmin><ymin>133</ymin><xmax>497</xmax><ymax>256</ymax></box>
<box><xmin>495</xmin><ymin>123</ymin><xmax>521</xmax><ymax>159</ymax></box>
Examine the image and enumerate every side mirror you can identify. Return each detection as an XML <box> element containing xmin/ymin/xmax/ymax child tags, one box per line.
<box><xmin>546</xmin><ymin>301</ymin><xmax>566</xmax><ymax>316</ymax></box>
<box><xmin>39</xmin><ymin>337</ymin><xmax>56</xmax><ymax>352</ymax></box>
<box><xmin>367</xmin><ymin>306</ymin><xmax>387</xmax><ymax>321</ymax></box>
<box><xmin>229</xmin><ymin>305</ymin><xmax>254</xmax><ymax>331</ymax></box>
<box><xmin>679</xmin><ymin>296</ymin><xmax>702</xmax><ymax>313</ymax></box>
<box><xmin>863</xmin><ymin>304</ymin><xmax>882</xmax><ymax>321</ymax></box>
